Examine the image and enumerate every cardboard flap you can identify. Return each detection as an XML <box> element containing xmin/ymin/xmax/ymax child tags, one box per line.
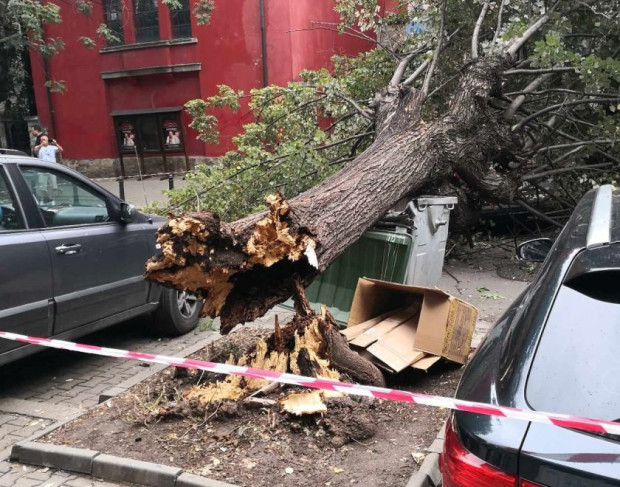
<box><xmin>366</xmin><ymin>342</ymin><xmax>425</xmax><ymax>372</ymax></box>
<box><xmin>442</xmin><ymin>299</ymin><xmax>478</xmax><ymax>363</ymax></box>
<box><xmin>414</xmin><ymin>291</ymin><xmax>451</xmax><ymax>356</ymax></box>
<box><xmin>349</xmin><ymin>305</ymin><xmax>419</xmax><ymax>349</ymax></box>
<box><xmin>348</xmin><ymin>279</ymin><xmax>422</xmax><ymax>327</ymax></box>
<box><xmin>361</xmin><ymin>278</ymin><xmax>451</xmax><ymax>298</ymax></box>
<box><xmin>341</xmin><ymin>308</ymin><xmax>406</xmax><ymax>341</ymax></box>
<box><xmin>412</xmin><ymin>355</ymin><xmax>442</xmax><ymax>371</ymax></box>
<box><xmin>363</xmin><ymin>314</ymin><xmax>422</xmax><ymax>372</ymax></box>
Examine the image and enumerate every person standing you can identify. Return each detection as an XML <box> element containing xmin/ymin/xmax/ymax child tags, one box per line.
<box><xmin>37</xmin><ymin>135</ymin><xmax>63</xmax><ymax>163</ymax></box>
<box><xmin>30</xmin><ymin>125</ymin><xmax>45</xmax><ymax>155</ymax></box>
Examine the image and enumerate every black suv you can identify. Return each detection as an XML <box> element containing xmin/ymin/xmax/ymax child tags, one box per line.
<box><xmin>442</xmin><ymin>184</ymin><xmax>620</xmax><ymax>486</ymax></box>
<box><xmin>0</xmin><ymin>154</ymin><xmax>201</xmax><ymax>366</ymax></box>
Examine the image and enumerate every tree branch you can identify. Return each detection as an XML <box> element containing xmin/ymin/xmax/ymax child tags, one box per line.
<box><xmin>264</xmin><ymin>95</ymin><xmax>326</xmax><ymax>129</ymax></box>
<box><xmin>506</xmin><ymin>88</ymin><xmax>620</xmax><ymax>98</ymax></box>
<box><xmin>513</xmin><ymin>97</ymin><xmax>620</xmax><ymax>131</ymax></box>
<box><xmin>515</xmin><ymin>199</ymin><xmax>563</xmax><ymax>228</ymax></box>
<box><xmin>402</xmin><ymin>59</ymin><xmax>430</xmax><ymax>87</ymax></box>
<box><xmin>402</xmin><ymin>28</ymin><xmax>460</xmax><ymax>87</ymax></box>
<box><xmin>554</xmin><ymin>129</ymin><xmax>620</xmax><ymax>165</ymax></box>
<box><xmin>522</xmin><ymin>163</ymin><xmax>615</xmax><ymax>182</ymax></box>
<box><xmin>506</xmin><ymin>1</ymin><xmax>561</xmax><ymax>57</ymax></box>
<box><xmin>427</xmin><ymin>73</ymin><xmax>460</xmax><ymax>98</ymax></box>
<box><xmin>472</xmin><ymin>1</ymin><xmax>490</xmax><ymax>59</ymax></box>
<box><xmin>306</xmin><ymin>21</ymin><xmax>397</xmax><ymax>59</ymax></box>
<box><xmin>534</xmin><ymin>139</ymin><xmax>615</xmax><ymax>153</ymax></box>
<box><xmin>490</xmin><ymin>0</ymin><xmax>506</xmax><ymax>52</ymax></box>
<box><xmin>504</xmin><ymin>66</ymin><xmax>578</xmax><ymax>75</ymax></box>
<box><xmin>503</xmin><ymin>73</ymin><xmax>553</xmax><ymax>121</ymax></box>
<box><xmin>422</xmin><ymin>0</ymin><xmax>446</xmax><ymax>97</ymax></box>
<box><xmin>332</xmin><ymin>93</ymin><xmax>374</xmax><ymax>121</ymax></box>
<box><xmin>169</xmin><ymin>130</ymin><xmax>375</xmax><ymax>211</ymax></box>
<box><xmin>390</xmin><ymin>52</ymin><xmax>419</xmax><ymax>86</ymax></box>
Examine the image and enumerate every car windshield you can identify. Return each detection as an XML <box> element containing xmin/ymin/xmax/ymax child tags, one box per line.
<box><xmin>526</xmin><ymin>260</ymin><xmax>620</xmax><ymax>423</ymax></box>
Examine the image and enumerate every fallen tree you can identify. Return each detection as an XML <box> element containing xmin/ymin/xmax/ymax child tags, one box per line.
<box><xmin>145</xmin><ymin>0</ymin><xmax>619</xmax><ymax>391</ymax></box>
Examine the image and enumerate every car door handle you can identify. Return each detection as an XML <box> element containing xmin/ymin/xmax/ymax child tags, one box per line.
<box><xmin>55</xmin><ymin>243</ymin><xmax>82</xmax><ymax>255</ymax></box>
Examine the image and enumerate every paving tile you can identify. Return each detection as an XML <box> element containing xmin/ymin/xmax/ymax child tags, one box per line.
<box><xmin>13</xmin><ymin>477</ymin><xmax>43</xmax><ymax>486</ymax></box>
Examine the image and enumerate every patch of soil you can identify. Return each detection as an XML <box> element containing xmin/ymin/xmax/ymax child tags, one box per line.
<box><xmin>43</xmin><ymin>328</ymin><xmax>462</xmax><ymax>487</ymax></box>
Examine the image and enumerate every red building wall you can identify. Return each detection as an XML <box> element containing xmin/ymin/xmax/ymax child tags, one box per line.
<box><xmin>30</xmin><ymin>0</ymin><xmax>372</xmax><ymax>169</ymax></box>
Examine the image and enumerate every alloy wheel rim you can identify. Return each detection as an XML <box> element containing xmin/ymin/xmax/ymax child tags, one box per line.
<box><xmin>176</xmin><ymin>291</ymin><xmax>198</xmax><ymax>318</ymax></box>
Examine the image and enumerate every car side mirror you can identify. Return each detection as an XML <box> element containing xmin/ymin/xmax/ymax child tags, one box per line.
<box><xmin>120</xmin><ymin>203</ymin><xmax>135</xmax><ymax>224</ymax></box>
<box><xmin>516</xmin><ymin>238</ymin><xmax>553</xmax><ymax>262</ymax></box>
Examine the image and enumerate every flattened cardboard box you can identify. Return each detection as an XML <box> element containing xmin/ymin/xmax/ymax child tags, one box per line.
<box><xmin>343</xmin><ymin>278</ymin><xmax>478</xmax><ymax>372</ymax></box>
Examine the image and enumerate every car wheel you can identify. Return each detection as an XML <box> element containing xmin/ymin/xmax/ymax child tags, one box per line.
<box><xmin>153</xmin><ymin>288</ymin><xmax>202</xmax><ymax>336</ymax></box>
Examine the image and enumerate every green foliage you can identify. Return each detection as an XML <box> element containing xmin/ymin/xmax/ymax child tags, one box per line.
<box><xmin>164</xmin><ymin>51</ymin><xmax>393</xmax><ymax>219</ymax></box>
<box><xmin>334</xmin><ymin>0</ymin><xmax>382</xmax><ymax>32</ymax></box>
<box><xmin>159</xmin><ymin>0</ymin><xmax>620</xmax><ymax>226</ymax></box>
<box><xmin>162</xmin><ymin>0</ymin><xmax>183</xmax><ymax>10</ymax></box>
<box><xmin>185</xmin><ymin>85</ymin><xmax>243</xmax><ymax>144</ymax></box>
<box><xmin>96</xmin><ymin>24</ymin><xmax>122</xmax><ymax>45</ymax></box>
<box><xmin>78</xmin><ymin>37</ymin><xmax>96</xmax><ymax>49</ymax></box>
<box><xmin>44</xmin><ymin>79</ymin><xmax>66</xmax><ymax>93</ymax></box>
<box><xmin>76</xmin><ymin>0</ymin><xmax>93</xmax><ymax>16</ymax></box>
<box><xmin>194</xmin><ymin>0</ymin><xmax>215</xmax><ymax>25</ymax></box>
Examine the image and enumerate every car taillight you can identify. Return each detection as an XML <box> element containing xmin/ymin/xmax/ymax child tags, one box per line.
<box><xmin>441</xmin><ymin>415</ymin><xmax>518</xmax><ymax>487</ymax></box>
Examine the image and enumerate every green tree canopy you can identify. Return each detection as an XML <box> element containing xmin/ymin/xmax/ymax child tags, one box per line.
<box><xmin>160</xmin><ymin>0</ymin><xmax>619</xmax><ymax>228</ymax></box>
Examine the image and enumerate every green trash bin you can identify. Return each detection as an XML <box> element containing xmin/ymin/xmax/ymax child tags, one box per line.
<box><xmin>284</xmin><ymin>228</ymin><xmax>413</xmax><ymax>325</ymax></box>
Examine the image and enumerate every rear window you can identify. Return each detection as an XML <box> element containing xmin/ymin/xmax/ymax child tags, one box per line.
<box><xmin>526</xmin><ymin>275</ymin><xmax>620</xmax><ymax>422</ymax></box>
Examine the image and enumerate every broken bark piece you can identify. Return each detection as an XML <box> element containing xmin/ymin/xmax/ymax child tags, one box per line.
<box><xmin>244</xmin><ymin>397</ymin><xmax>277</xmax><ymax>408</ymax></box>
<box><xmin>278</xmin><ymin>390</ymin><xmax>328</xmax><ymax>416</ymax></box>
<box><xmin>247</xmin><ymin>381</ymin><xmax>281</xmax><ymax>399</ymax></box>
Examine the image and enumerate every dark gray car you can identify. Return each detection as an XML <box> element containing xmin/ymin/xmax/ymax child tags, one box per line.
<box><xmin>441</xmin><ymin>184</ymin><xmax>620</xmax><ymax>486</ymax></box>
<box><xmin>0</xmin><ymin>154</ymin><xmax>201</xmax><ymax>366</ymax></box>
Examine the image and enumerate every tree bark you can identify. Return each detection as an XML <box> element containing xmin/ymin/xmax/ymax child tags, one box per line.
<box><xmin>145</xmin><ymin>57</ymin><xmax>520</xmax><ymax>333</ymax></box>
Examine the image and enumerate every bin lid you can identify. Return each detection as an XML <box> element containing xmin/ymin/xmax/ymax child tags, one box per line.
<box><xmin>415</xmin><ymin>196</ymin><xmax>458</xmax><ymax>206</ymax></box>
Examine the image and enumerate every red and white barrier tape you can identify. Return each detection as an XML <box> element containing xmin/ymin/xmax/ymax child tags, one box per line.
<box><xmin>1</xmin><ymin>330</ymin><xmax>619</xmax><ymax>437</ymax></box>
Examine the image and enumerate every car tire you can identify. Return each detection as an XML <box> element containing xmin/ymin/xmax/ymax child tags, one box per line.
<box><xmin>153</xmin><ymin>288</ymin><xmax>202</xmax><ymax>336</ymax></box>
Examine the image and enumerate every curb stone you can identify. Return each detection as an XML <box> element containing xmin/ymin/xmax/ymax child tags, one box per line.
<box><xmin>177</xmin><ymin>472</ymin><xmax>238</xmax><ymax>487</ymax></box>
<box><xmin>405</xmin><ymin>421</ymin><xmax>446</xmax><ymax>487</ymax></box>
<box><xmin>11</xmin><ymin>441</ymin><xmax>237</xmax><ymax>487</ymax></box>
<box><xmin>10</xmin><ymin>442</ymin><xmax>97</xmax><ymax>474</ymax></box>
<box><xmin>92</xmin><ymin>454</ymin><xmax>182</xmax><ymax>486</ymax></box>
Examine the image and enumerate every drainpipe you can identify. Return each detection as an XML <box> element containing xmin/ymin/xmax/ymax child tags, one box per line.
<box><xmin>42</xmin><ymin>56</ymin><xmax>58</xmax><ymax>139</ymax></box>
<box><xmin>259</xmin><ymin>0</ymin><xmax>268</xmax><ymax>87</ymax></box>
<box><xmin>40</xmin><ymin>2</ymin><xmax>58</xmax><ymax>139</ymax></box>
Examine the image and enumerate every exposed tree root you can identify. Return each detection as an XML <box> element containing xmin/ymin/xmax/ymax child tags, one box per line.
<box><xmin>169</xmin><ymin>284</ymin><xmax>385</xmax><ymax>416</ymax></box>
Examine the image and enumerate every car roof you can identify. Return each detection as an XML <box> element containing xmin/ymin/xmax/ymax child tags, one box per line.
<box><xmin>0</xmin><ymin>154</ymin><xmax>49</xmax><ymax>164</ymax></box>
<box><xmin>0</xmin><ymin>149</ymin><xmax>29</xmax><ymax>157</ymax></box>
<box><xmin>556</xmin><ymin>184</ymin><xmax>620</xmax><ymax>254</ymax></box>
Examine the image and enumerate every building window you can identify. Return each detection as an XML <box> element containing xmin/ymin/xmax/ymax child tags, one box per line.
<box><xmin>103</xmin><ymin>0</ymin><xmax>124</xmax><ymax>46</ymax></box>
<box><xmin>115</xmin><ymin>112</ymin><xmax>184</xmax><ymax>154</ymax></box>
<box><xmin>133</xmin><ymin>0</ymin><xmax>160</xmax><ymax>43</ymax></box>
<box><xmin>170</xmin><ymin>0</ymin><xmax>192</xmax><ymax>39</ymax></box>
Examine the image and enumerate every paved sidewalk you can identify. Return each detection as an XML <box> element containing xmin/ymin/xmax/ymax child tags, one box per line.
<box><xmin>96</xmin><ymin>177</ymin><xmax>188</xmax><ymax>210</ymax></box>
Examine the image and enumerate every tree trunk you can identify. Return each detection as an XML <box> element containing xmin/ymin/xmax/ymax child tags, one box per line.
<box><xmin>145</xmin><ymin>57</ymin><xmax>520</xmax><ymax>333</ymax></box>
